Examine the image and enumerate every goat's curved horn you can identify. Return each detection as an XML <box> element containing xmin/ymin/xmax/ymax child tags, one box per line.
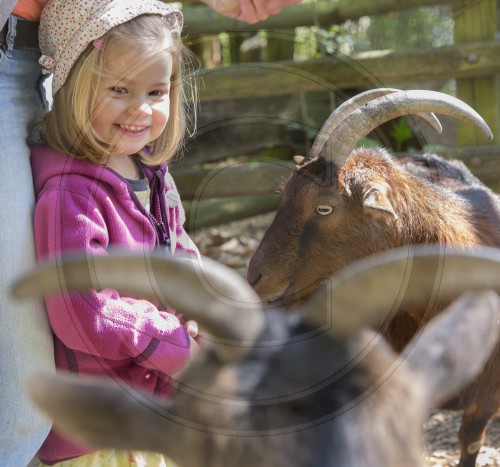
<box><xmin>12</xmin><ymin>251</ymin><xmax>265</xmax><ymax>360</ymax></box>
<box><xmin>305</xmin><ymin>244</ymin><xmax>500</xmax><ymax>340</ymax></box>
<box><xmin>319</xmin><ymin>90</ymin><xmax>492</xmax><ymax>165</ymax></box>
<box><xmin>309</xmin><ymin>88</ymin><xmax>443</xmax><ymax>160</ymax></box>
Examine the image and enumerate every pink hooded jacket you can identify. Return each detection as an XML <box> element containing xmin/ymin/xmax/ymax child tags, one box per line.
<box><xmin>30</xmin><ymin>145</ymin><xmax>199</xmax><ymax>464</ymax></box>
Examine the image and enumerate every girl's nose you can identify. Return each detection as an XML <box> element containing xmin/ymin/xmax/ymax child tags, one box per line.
<box><xmin>127</xmin><ymin>98</ymin><xmax>152</xmax><ymax>116</ymax></box>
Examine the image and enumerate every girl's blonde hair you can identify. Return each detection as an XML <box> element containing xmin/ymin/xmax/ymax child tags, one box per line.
<box><xmin>41</xmin><ymin>14</ymin><xmax>197</xmax><ymax>166</ymax></box>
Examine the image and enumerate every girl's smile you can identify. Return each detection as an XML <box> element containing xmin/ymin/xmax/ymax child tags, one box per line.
<box><xmin>114</xmin><ymin>123</ymin><xmax>150</xmax><ymax>139</ymax></box>
<box><xmin>117</xmin><ymin>124</ymin><xmax>149</xmax><ymax>134</ymax></box>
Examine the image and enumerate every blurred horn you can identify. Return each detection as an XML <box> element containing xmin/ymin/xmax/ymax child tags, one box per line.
<box><xmin>12</xmin><ymin>251</ymin><xmax>265</xmax><ymax>360</ymax></box>
<box><xmin>305</xmin><ymin>244</ymin><xmax>500</xmax><ymax>339</ymax></box>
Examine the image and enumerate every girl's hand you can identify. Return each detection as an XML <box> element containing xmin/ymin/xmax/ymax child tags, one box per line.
<box><xmin>201</xmin><ymin>0</ymin><xmax>302</xmax><ymax>24</ymax></box>
<box><xmin>185</xmin><ymin>320</ymin><xmax>199</xmax><ymax>339</ymax></box>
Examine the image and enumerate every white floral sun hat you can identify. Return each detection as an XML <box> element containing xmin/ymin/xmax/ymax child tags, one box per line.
<box><xmin>39</xmin><ymin>0</ymin><xmax>183</xmax><ymax>96</ymax></box>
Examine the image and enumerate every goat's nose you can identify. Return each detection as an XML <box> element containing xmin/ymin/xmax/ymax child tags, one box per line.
<box><xmin>247</xmin><ymin>272</ymin><xmax>262</xmax><ymax>288</ymax></box>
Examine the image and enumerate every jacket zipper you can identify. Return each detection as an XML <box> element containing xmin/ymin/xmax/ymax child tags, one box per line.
<box><xmin>150</xmin><ymin>184</ymin><xmax>170</xmax><ymax>246</ymax></box>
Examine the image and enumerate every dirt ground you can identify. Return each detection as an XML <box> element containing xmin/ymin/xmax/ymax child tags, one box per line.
<box><xmin>193</xmin><ymin>212</ymin><xmax>500</xmax><ymax>467</ymax></box>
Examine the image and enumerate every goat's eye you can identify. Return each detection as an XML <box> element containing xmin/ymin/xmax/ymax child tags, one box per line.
<box><xmin>316</xmin><ymin>204</ymin><xmax>333</xmax><ymax>216</ymax></box>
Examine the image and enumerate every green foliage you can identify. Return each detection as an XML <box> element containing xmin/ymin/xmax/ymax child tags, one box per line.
<box><xmin>358</xmin><ymin>137</ymin><xmax>380</xmax><ymax>148</ymax></box>
<box><xmin>365</xmin><ymin>7</ymin><xmax>453</xmax><ymax>52</ymax></box>
<box><xmin>294</xmin><ymin>3</ymin><xmax>454</xmax><ymax>59</ymax></box>
<box><xmin>294</xmin><ymin>25</ymin><xmax>342</xmax><ymax>60</ymax></box>
<box><xmin>218</xmin><ymin>3</ymin><xmax>454</xmax><ymax>65</ymax></box>
<box><xmin>390</xmin><ymin>119</ymin><xmax>414</xmax><ymax>152</ymax></box>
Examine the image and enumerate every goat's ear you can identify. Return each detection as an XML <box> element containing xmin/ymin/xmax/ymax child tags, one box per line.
<box><xmin>404</xmin><ymin>291</ymin><xmax>500</xmax><ymax>407</ymax></box>
<box><xmin>362</xmin><ymin>182</ymin><xmax>398</xmax><ymax>221</ymax></box>
<box><xmin>26</xmin><ymin>371</ymin><xmax>181</xmax><ymax>453</ymax></box>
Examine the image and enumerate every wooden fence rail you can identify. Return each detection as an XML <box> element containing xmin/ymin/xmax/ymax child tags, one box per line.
<box><xmin>176</xmin><ymin>145</ymin><xmax>500</xmax><ymax>202</ymax></box>
<box><xmin>181</xmin><ymin>0</ymin><xmax>446</xmax><ymax>36</ymax></box>
<box><xmin>180</xmin><ymin>145</ymin><xmax>500</xmax><ymax>229</ymax></box>
<box><xmin>196</xmin><ymin>40</ymin><xmax>500</xmax><ymax>101</ymax></box>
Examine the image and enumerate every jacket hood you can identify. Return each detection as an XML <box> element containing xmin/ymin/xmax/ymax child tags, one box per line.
<box><xmin>31</xmin><ymin>145</ymin><xmax>133</xmax><ymax>198</ymax></box>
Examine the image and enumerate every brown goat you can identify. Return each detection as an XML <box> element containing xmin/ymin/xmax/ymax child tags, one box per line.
<box><xmin>247</xmin><ymin>89</ymin><xmax>499</xmax><ymax>467</ymax></box>
<box><xmin>12</xmin><ymin>247</ymin><xmax>500</xmax><ymax>467</ymax></box>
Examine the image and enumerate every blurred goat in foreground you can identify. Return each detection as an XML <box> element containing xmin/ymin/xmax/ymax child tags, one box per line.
<box><xmin>13</xmin><ymin>245</ymin><xmax>500</xmax><ymax>467</ymax></box>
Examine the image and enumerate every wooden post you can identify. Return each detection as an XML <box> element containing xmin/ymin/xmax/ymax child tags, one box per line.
<box><xmin>189</xmin><ymin>36</ymin><xmax>223</xmax><ymax>68</ymax></box>
<box><xmin>266</xmin><ymin>30</ymin><xmax>295</xmax><ymax>61</ymax></box>
<box><xmin>453</xmin><ymin>0</ymin><xmax>500</xmax><ymax>146</ymax></box>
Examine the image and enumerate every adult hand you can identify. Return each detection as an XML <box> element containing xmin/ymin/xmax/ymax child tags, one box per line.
<box><xmin>200</xmin><ymin>0</ymin><xmax>302</xmax><ymax>24</ymax></box>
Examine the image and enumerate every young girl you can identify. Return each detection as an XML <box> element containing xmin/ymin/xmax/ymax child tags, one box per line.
<box><xmin>30</xmin><ymin>0</ymin><xmax>199</xmax><ymax>465</ymax></box>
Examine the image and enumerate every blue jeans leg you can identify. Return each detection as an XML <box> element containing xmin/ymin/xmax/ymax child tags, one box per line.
<box><xmin>0</xmin><ymin>46</ymin><xmax>54</xmax><ymax>466</ymax></box>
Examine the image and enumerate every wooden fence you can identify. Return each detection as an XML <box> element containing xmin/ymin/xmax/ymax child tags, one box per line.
<box><xmin>170</xmin><ymin>0</ymin><xmax>500</xmax><ymax>229</ymax></box>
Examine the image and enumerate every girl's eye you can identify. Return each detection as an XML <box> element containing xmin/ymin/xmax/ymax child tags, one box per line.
<box><xmin>316</xmin><ymin>204</ymin><xmax>334</xmax><ymax>216</ymax></box>
<box><xmin>150</xmin><ymin>89</ymin><xmax>169</xmax><ymax>97</ymax></box>
<box><xmin>110</xmin><ymin>86</ymin><xmax>127</xmax><ymax>94</ymax></box>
